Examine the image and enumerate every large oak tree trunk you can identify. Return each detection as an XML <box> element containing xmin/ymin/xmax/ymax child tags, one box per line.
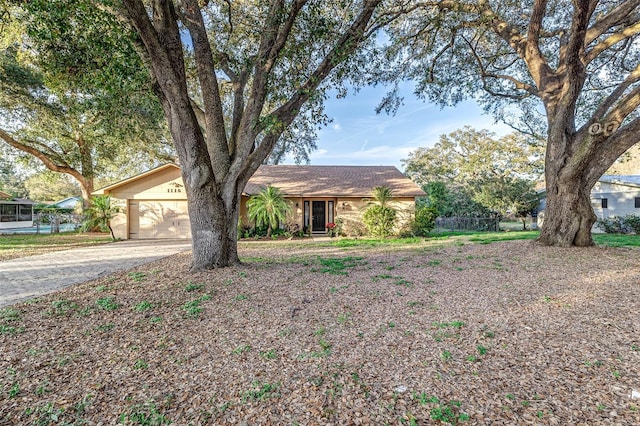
<box><xmin>537</xmin><ymin>174</ymin><xmax>596</xmax><ymax>247</ymax></box>
<box><xmin>187</xmin><ymin>184</ymin><xmax>241</xmax><ymax>269</ymax></box>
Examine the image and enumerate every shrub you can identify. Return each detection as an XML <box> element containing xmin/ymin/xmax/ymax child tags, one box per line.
<box><xmin>412</xmin><ymin>206</ymin><xmax>438</xmax><ymax>236</ymax></box>
<box><xmin>363</xmin><ymin>205</ymin><xmax>397</xmax><ymax>238</ymax></box>
<box><xmin>595</xmin><ymin>215</ymin><xmax>640</xmax><ymax>234</ymax></box>
<box><xmin>623</xmin><ymin>214</ymin><xmax>640</xmax><ymax>234</ymax></box>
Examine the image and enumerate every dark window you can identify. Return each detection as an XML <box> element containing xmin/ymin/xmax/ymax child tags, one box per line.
<box><xmin>601</xmin><ymin>198</ymin><xmax>608</xmax><ymax>209</ymax></box>
<box><xmin>18</xmin><ymin>204</ymin><xmax>32</xmax><ymax>221</ymax></box>
<box><xmin>0</xmin><ymin>204</ymin><xmax>17</xmax><ymax>222</ymax></box>
<box><xmin>635</xmin><ymin>197</ymin><xmax>640</xmax><ymax>208</ymax></box>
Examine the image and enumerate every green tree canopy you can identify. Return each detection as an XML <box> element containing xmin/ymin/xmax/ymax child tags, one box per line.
<box><xmin>0</xmin><ymin>2</ymin><xmax>174</xmax><ymax>204</ymax></box>
<box><xmin>378</xmin><ymin>0</ymin><xmax>640</xmax><ymax>247</ymax></box>
<box><xmin>403</xmin><ymin>127</ymin><xmax>543</xmax><ymax>188</ymax></box>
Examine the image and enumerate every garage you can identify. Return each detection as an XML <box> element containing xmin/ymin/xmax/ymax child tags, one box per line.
<box><xmin>129</xmin><ymin>200</ymin><xmax>191</xmax><ymax>239</ymax></box>
<box><xmin>92</xmin><ymin>163</ymin><xmax>190</xmax><ymax>240</ymax></box>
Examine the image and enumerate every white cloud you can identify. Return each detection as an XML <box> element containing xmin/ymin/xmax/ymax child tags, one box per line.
<box><xmin>332</xmin><ymin>123</ymin><xmax>342</xmax><ymax>132</ymax></box>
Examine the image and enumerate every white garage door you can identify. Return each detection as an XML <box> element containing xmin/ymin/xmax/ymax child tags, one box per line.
<box><xmin>129</xmin><ymin>201</ymin><xmax>191</xmax><ymax>239</ymax></box>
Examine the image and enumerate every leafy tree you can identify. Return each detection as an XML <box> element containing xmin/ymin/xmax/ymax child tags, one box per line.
<box><xmin>102</xmin><ymin>0</ymin><xmax>387</xmax><ymax>270</ymax></box>
<box><xmin>381</xmin><ymin>1</ymin><xmax>640</xmax><ymax>247</ymax></box>
<box><xmin>403</xmin><ymin>127</ymin><xmax>543</xmax><ymax>187</ymax></box>
<box><xmin>0</xmin><ymin>2</ymin><xmax>174</xmax><ymax>206</ymax></box>
<box><xmin>24</xmin><ymin>171</ymin><xmax>81</xmax><ymax>202</ymax></box>
<box><xmin>370</xmin><ymin>185</ymin><xmax>395</xmax><ymax>208</ymax></box>
<box><xmin>363</xmin><ymin>185</ymin><xmax>397</xmax><ymax>237</ymax></box>
<box><xmin>473</xmin><ymin>177</ymin><xmax>540</xmax><ymax>229</ymax></box>
<box><xmin>81</xmin><ymin>195</ymin><xmax>119</xmax><ymax>240</ymax></box>
<box><xmin>406</xmin><ymin>127</ymin><xmax>539</xmax><ymax>218</ymax></box>
<box><xmin>246</xmin><ymin>186</ymin><xmax>292</xmax><ymax>238</ymax></box>
<box><xmin>0</xmin><ymin>145</ymin><xmax>28</xmax><ymax>197</ymax></box>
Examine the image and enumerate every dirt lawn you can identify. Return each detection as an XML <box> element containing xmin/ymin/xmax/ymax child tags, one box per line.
<box><xmin>1</xmin><ymin>240</ymin><xmax>639</xmax><ymax>425</ymax></box>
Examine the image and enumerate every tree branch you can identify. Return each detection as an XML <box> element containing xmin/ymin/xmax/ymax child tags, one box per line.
<box><xmin>0</xmin><ymin>128</ymin><xmax>87</xmax><ymax>186</ymax></box>
<box><xmin>584</xmin><ymin>20</ymin><xmax>640</xmax><ymax>64</ymax></box>
<box><xmin>179</xmin><ymin>0</ymin><xmax>230</xmax><ymax>171</ymax></box>
<box><xmin>585</xmin><ymin>0</ymin><xmax>640</xmax><ymax>45</ymax></box>
<box><xmin>246</xmin><ymin>0</ymin><xmax>382</xmax><ymax>171</ymax></box>
<box><xmin>588</xmin><ymin>63</ymin><xmax>640</xmax><ymax>123</ymax></box>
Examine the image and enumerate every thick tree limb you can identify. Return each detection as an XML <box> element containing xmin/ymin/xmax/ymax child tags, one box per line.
<box><xmin>585</xmin><ymin>0</ymin><xmax>640</xmax><ymax>45</ymax></box>
<box><xmin>584</xmin><ymin>21</ymin><xmax>640</xmax><ymax>64</ymax></box>
<box><xmin>0</xmin><ymin>128</ymin><xmax>89</xmax><ymax>190</ymax></box>
<box><xmin>179</xmin><ymin>0</ymin><xmax>230</xmax><ymax>175</ymax></box>
<box><xmin>589</xmin><ymin>63</ymin><xmax>640</xmax><ymax>123</ymax></box>
<box><xmin>246</xmin><ymin>0</ymin><xmax>382</xmax><ymax>172</ymax></box>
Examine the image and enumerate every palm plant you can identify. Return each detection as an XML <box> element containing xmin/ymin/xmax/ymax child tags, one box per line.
<box><xmin>371</xmin><ymin>186</ymin><xmax>394</xmax><ymax>207</ymax></box>
<box><xmin>81</xmin><ymin>195</ymin><xmax>119</xmax><ymax>240</ymax></box>
<box><xmin>246</xmin><ymin>186</ymin><xmax>291</xmax><ymax>238</ymax></box>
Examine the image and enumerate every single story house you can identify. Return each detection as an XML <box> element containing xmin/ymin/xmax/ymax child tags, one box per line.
<box><xmin>0</xmin><ymin>190</ymin><xmax>36</xmax><ymax>230</ymax></box>
<box><xmin>47</xmin><ymin>196</ymin><xmax>83</xmax><ymax>211</ymax></box>
<box><xmin>93</xmin><ymin>163</ymin><xmax>426</xmax><ymax>240</ymax></box>
<box><xmin>537</xmin><ymin>174</ymin><xmax>640</xmax><ymax>231</ymax></box>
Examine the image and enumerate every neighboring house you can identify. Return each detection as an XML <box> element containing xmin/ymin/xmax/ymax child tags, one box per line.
<box><xmin>45</xmin><ymin>196</ymin><xmax>83</xmax><ymax>212</ymax></box>
<box><xmin>0</xmin><ymin>190</ymin><xmax>36</xmax><ymax>229</ymax></box>
<box><xmin>93</xmin><ymin>163</ymin><xmax>426</xmax><ymax>240</ymax></box>
<box><xmin>537</xmin><ymin>175</ymin><xmax>640</xmax><ymax>231</ymax></box>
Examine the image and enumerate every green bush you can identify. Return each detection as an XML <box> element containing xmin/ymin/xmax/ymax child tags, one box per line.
<box><xmin>596</xmin><ymin>215</ymin><xmax>640</xmax><ymax>234</ymax></box>
<box><xmin>412</xmin><ymin>206</ymin><xmax>438</xmax><ymax>236</ymax></box>
<box><xmin>363</xmin><ymin>205</ymin><xmax>397</xmax><ymax>238</ymax></box>
<box><xmin>623</xmin><ymin>214</ymin><xmax>640</xmax><ymax>234</ymax></box>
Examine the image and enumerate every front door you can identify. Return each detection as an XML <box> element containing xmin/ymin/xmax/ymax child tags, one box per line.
<box><xmin>312</xmin><ymin>201</ymin><xmax>326</xmax><ymax>232</ymax></box>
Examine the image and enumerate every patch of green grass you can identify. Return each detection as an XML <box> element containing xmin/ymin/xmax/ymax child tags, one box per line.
<box><xmin>119</xmin><ymin>401</ymin><xmax>171</xmax><ymax>425</ymax></box>
<box><xmin>0</xmin><ymin>324</ymin><xmax>23</xmax><ymax>335</ymax></box>
<box><xmin>184</xmin><ymin>281</ymin><xmax>205</xmax><ymax>292</ymax></box>
<box><xmin>241</xmin><ymin>381</ymin><xmax>280</xmax><ymax>402</ymax></box>
<box><xmin>128</xmin><ymin>272</ymin><xmax>147</xmax><ymax>282</ymax></box>
<box><xmin>183</xmin><ymin>294</ymin><xmax>211</xmax><ymax>318</ymax></box>
<box><xmin>0</xmin><ymin>307</ymin><xmax>20</xmax><ymax>322</ymax></box>
<box><xmin>337</xmin><ymin>312</ymin><xmax>352</xmax><ymax>324</ymax></box>
<box><xmin>467</xmin><ymin>231</ymin><xmax>539</xmax><ymax>244</ymax></box>
<box><xmin>95</xmin><ymin>323</ymin><xmax>115</xmax><ymax>332</ymax></box>
<box><xmin>232</xmin><ymin>345</ymin><xmax>252</xmax><ymax>355</ymax></box>
<box><xmin>133</xmin><ymin>359</ymin><xmax>148</xmax><ymax>370</ymax></box>
<box><xmin>259</xmin><ymin>349</ymin><xmax>277</xmax><ymax>360</ymax></box>
<box><xmin>0</xmin><ymin>233</ymin><xmax>112</xmax><ymax>256</ymax></box>
<box><xmin>234</xmin><ymin>294</ymin><xmax>248</xmax><ymax>301</ymax></box>
<box><xmin>477</xmin><ymin>345</ymin><xmax>488</xmax><ymax>356</ymax></box>
<box><xmin>432</xmin><ymin>320</ymin><xmax>465</xmax><ymax>329</ymax></box>
<box><xmin>441</xmin><ymin>350</ymin><xmax>453</xmax><ymax>361</ymax></box>
<box><xmin>133</xmin><ymin>301</ymin><xmax>153</xmax><ymax>313</ymax></box>
<box><xmin>593</xmin><ymin>233</ymin><xmax>640</xmax><ymax>247</ymax></box>
<box><xmin>8</xmin><ymin>382</ymin><xmax>19</xmax><ymax>398</ymax></box>
<box><xmin>315</xmin><ymin>256</ymin><xmax>366</xmax><ymax>275</ymax></box>
<box><xmin>96</xmin><ymin>297</ymin><xmax>120</xmax><ymax>311</ymax></box>
<box><xmin>48</xmin><ymin>299</ymin><xmax>79</xmax><ymax>316</ymax></box>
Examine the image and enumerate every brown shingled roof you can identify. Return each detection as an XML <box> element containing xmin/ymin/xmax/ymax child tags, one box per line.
<box><xmin>244</xmin><ymin>165</ymin><xmax>426</xmax><ymax>197</ymax></box>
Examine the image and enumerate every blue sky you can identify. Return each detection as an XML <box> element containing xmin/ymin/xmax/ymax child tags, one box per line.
<box><xmin>299</xmin><ymin>84</ymin><xmax>514</xmax><ymax>171</ymax></box>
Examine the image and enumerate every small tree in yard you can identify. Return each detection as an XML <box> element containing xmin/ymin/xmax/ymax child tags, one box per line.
<box><xmin>247</xmin><ymin>186</ymin><xmax>291</xmax><ymax>238</ymax></box>
<box><xmin>363</xmin><ymin>186</ymin><xmax>397</xmax><ymax>238</ymax></box>
<box><xmin>411</xmin><ymin>206</ymin><xmax>438</xmax><ymax>236</ymax></box>
<box><xmin>82</xmin><ymin>195</ymin><xmax>119</xmax><ymax>240</ymax></box>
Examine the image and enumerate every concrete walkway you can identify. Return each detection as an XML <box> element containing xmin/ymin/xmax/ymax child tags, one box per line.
<box><xmin>0</xmin><ymin>240</ymin><xmax>191</xmax><ymax>308</ymax></box>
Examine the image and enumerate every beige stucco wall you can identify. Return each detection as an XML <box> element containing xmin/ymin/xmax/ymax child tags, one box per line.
<box><xmin>101</xmin><ymin>166</ymin><xmax>187</xmax><ymax>240</ymax></box>
<box><xmin>335</xmin><ymin>197</ymin><xmax>416</xmax><ymax>236</ymax></box>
